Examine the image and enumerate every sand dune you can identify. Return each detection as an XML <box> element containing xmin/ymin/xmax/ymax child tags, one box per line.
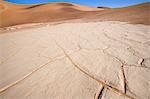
<box><xmin>0</xmin><ymin>1</ymin><xmax>103</xmax><ymax>27</ymax></box>
<box><xmin>0</xmin><ymin>1</ymin><xmax>149</xmax><ymax>27</ymax></box>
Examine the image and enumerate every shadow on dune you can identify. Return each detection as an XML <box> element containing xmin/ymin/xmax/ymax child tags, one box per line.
<box><xmin>0</xmin><ymin>2</ymin><xmax>149</xmax><ymax>27</ymax></box>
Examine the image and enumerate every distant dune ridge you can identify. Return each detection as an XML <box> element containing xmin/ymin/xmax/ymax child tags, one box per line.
<box><xmin>0</xmin><ymin>0</ymin><xmax>149</xmax><ymax>27</ymax></box>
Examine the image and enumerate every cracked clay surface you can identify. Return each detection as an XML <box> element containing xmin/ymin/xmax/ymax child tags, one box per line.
<box><xmin>0</xmin><ymin>21</ymin><xmax>150</xmax><ymax>99</ymax></box>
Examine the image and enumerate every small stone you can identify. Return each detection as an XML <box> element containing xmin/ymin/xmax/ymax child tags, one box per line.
<box><xmin>138</xmin><ymin>58</ymin><xmax>144</xmax><ymax>65</ymax></box>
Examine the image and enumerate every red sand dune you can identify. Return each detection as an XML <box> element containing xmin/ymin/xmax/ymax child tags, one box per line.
<box><xmin>0</xmin><ymin>1</ymin><xmax>149</xmax><ymax>27</ymax></box>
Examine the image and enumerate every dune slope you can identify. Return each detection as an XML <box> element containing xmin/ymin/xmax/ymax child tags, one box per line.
<box><xmin>0</xmin><ymin>1</ymin><xmax>149</xmax><ymax>27</ymax></box>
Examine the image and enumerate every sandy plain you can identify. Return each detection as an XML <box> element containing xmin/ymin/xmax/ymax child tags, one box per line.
<box><xmin>0</xmin><ymin>21</ymin><xmax>150</xmax><ymax>99</ymax></box>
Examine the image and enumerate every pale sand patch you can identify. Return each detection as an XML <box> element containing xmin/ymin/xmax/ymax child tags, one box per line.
<box><xmin>0</xmin><ymin>21</ymin><xmax>150</xmax><ymax>99</ymax></box>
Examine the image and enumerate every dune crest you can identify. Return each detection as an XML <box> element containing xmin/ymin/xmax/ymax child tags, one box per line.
<box><xmin>0</xmin><ymin>1</ymin><xmax>149</xmax><ymax>28</ymax></box>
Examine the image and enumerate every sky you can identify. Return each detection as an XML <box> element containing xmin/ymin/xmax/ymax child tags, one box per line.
<box><xmin>5</xmin><ymin>0</ymin><xmax>149</xmax><ymax>8</ymax></box>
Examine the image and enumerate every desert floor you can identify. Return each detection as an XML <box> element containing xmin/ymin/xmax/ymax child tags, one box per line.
<box><xmin>0</xmin><ymin>21</ymin><xmax>150</xmax><ymax>99</ymax></box>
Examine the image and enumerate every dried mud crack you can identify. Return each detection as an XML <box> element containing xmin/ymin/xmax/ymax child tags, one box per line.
<box><xmin>56</xmin><ymin>42</ymin><xmax>134</xmax><ymax>99</ymax></box>
<box><xmin>95</xmin><ymin>85</ymin><xmax>104</xmax><ymax>99</ymax></box>
<box><xmin>0</xmin><ymin>55</ymin><xmax>66</xmax><ymax>93</ymax></box>
<box><xmin>0</xmin><ymin>21</ymin><xmax>149</xmax><ymax>99</ymax></box>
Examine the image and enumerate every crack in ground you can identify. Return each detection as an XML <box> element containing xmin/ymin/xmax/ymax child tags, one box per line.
<box><xmin>127</xmin><ymin>47</ymin><xmax>141</xmax><ymax>58</ymax></box>
<box><xmin>77</xmin><ymin>44</ymin><xmax>110</xmax><ymax>52</ymax></box>
<box><xmin>122</xmin><ymin>37</ymin><xmax>143</xmax><ymax>45</ymax></box>
<box><xmin>0</xmin><ymin>47</ymin><xmax>83</xmax><ymax>94</ymax></box>
<box><xmin>125</xmin><ymin>64</ymin><xmax>150</xmax><ymax>69</ymax></box>
<box><xmin>125</xmin><ymin>58</ymin><xmax>150</xmax><ymax>69</ymax></box>
<box><xmin>0</xmin><ymin>55</ymin><xmax>66</xmax><ymax>93</ymax></box>
<box><xmin>103</xmin><ymin>32</ymin><xmax>142</xmax><ymax>58</ymax></box>
<box><xmin>55</xmin><ymin>42</ymin><xmax>134</xmax><ymax>99</ymax></box>
<box><xmin>102</xmin><ymin>48</ymin><xmax>127</xmax><ymax>94</ymax></box>
<box><xmin>121</xmin><ymin>65</ymin><xmax>127</xmax><ymax>93</ymax></box>
<box><xmin>103</xmin><ymin>32</ymin><xmax>150</xmax><ymax>68</ymax></box>
<box><xmin>0</xmin><ymin>41</ymin><xmax>21</xmax><ymax>65</ymax></box>
<box><xmin>95</xmin><ymin>85</ymin><xmax>104</xmax><ymax>99</ymax></box>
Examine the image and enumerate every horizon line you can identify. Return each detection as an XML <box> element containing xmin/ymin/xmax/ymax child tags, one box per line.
<box><xmin>2</xmin><ymin>0</ymin><xmax>149</xmax><ymax>8</ymax></box>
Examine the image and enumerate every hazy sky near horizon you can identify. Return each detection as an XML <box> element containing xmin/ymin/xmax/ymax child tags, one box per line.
<box><xmin>5</xmin><ymin>0</ymin><xmax>148</xmax><ymax>8</ymax></box>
